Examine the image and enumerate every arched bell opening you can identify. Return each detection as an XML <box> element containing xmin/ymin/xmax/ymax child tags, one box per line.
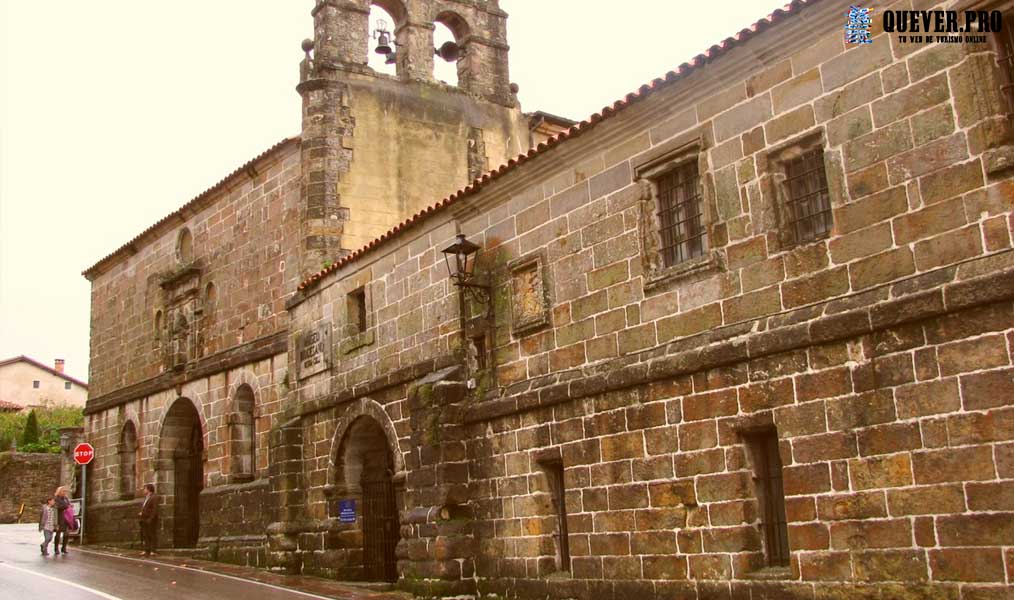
<box><xmin>367</xmin><ymin>1</ymin><xmax>406</xmax><ymax>76</ymax></box>
<box><xmin>433</xmin><ymin>11</ymin><xmax>471</xmax><ymax>88</ymax></box>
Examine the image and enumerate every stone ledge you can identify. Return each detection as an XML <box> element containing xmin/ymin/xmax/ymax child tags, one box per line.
<box><xmin>288</xmin><ymin>352</ymin><xmax>463</xmax><ymax>420</ymax></box>
<box><xmin>466</xmin><ymin>255</ymin><xmax>1014</xmax><ymax>424</ymax></box>
<box><xmin>84</xmin><ymin>331</ymin><xmax>288</xmax><ymax>415</ymax></box>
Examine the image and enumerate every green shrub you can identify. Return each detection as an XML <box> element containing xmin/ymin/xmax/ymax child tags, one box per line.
<box><xmin>21</xmin><ymin>410</ymin><xmax>40</xmax><ymax>445</ymax></box>
<box><xmin>0</xmin><ymin>407</ymin><xmax>83</xmax><ymax>453</ymax></box>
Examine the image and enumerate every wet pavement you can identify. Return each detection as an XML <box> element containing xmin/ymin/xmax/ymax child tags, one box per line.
<box><xmin>0</xmin><ymin>524</ymin><xmax>412</xmax><ymax>600</ymax></box>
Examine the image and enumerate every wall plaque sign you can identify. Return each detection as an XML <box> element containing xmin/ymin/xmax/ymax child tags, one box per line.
<box><xmin>339</xmin><ymin>499</ymin><xmax>357</xmax><ymax>523</ymax></box>
<box><xmin>298</xmin><ymin>323</ymin><xmax>332</xmax><ymax>378</ymax></box>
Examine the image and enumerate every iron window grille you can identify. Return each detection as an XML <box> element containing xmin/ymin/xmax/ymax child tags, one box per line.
<box><xmin>656</xmin><ymin>161</ymin><xmax>707</xmax><ymax>267</ymax></box>
<box><xmin>784</xmin><ymin>149</ymin><xmax>833</xmax><ymax>245</ymax></box>
<box><xmin>745</xmin><ymin>429</ymin><xmax>790</xmax><ymax>567</ymax></box>
<box><xmin>995</xmin><ymin>11</ymin><xmax>1014</xmax><ymax>117</ymax></box>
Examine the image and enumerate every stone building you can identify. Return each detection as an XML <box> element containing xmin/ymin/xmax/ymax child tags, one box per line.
<box><xmin>83</xmin><ymin>0</ymin><xmax>1014</xmax><ymax>598</ymax></box>
<box><xmin>0</xmin><ymin>356</ymin><xmax>88</xmax><ymax>409</ymax></box>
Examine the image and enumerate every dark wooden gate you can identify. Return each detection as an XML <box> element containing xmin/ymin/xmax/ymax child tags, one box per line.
<box><xmin>173</xmin><ymin>423</ymin><xmax>203</xmax><ymax>548</ymax></box>
<box><xmin>361</xmin><ymin>476</ymin><xmax>398</xmax><ymax>582</ymax></box>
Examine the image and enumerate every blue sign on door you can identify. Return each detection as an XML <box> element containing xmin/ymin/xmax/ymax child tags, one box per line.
<box><xmin>339</xmin><ymin>499</ymin><xmax>357</xmax><ymax>523</ymax></box>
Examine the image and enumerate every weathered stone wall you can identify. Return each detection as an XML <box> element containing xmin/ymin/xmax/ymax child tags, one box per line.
<box><xmin>83</xmin><ymin>352</ymin><xmax>284</xmax><ymax>564</ymax></box>
<box><xmin>0</xmin><ymin>453</ymin><xmax>62</xmax><ymax>523</ymax></box>
<box><xmin>289</xmin><ymin>0</ymin><xmax>1014</xmax><ymax>596</ymax></box>
<box><xmin>85</xmin><ymin>140</ymin><xmax>302</xmax><ymax>400</ymax></box>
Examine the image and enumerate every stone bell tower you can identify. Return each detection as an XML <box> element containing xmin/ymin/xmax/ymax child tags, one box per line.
<box><xmin>297</xmin><ymin>0</ymin><xmax>531</xmax><ymax>279</ymax></box>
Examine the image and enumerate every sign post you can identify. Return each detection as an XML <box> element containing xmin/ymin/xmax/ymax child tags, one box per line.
<box><xmin>73</xmin><ymin>442</ymin><xmax>94</xmax><ymax>542</ymax></box>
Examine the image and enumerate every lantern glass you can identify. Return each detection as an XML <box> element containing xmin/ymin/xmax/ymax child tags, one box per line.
<box><xmin>441</xmin><ymin>234</ymin><xmax>481</xmax><ymax>284</ymax></box>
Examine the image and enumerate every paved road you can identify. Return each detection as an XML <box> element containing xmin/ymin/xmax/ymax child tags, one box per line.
<box><xmin>0</xmin><ymin>524</ymin><xmax>384</xmax><ymax>600</ymax></box>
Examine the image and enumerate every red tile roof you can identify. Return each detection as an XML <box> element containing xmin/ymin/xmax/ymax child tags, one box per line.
<box><xmin>0</xmin><ymin>400</ymin><xmax>23</xmax><ymax>412</ymax></box>
<box><xmin>82</xmin><ymin>137</ymin><xmax>300</xmax><ymax>280</ymax></box>
<box><xmin>0</xmin><ymin>356</ymin><xmax>89</xmax><ymax>388</ymax></box>
<box><xmin>298</xmin><ymin>0</ymin><xmax>822</xmax><ymax>290</ymax></box>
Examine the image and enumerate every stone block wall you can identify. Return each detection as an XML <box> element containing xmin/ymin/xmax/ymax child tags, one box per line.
<box><xmin>0</xmin><ymin>452</ymin><xmax>61</xmax><ymax>523</ymax></box>
<box><xmin>464</xmin><ymin>293</ymin><xmax>1014</xmax><ymax>598</ymax></box>
<box><xmin>289</xmin><ymin>0</ymin><xmax>1014</xmax><ymax>595</ymax></box>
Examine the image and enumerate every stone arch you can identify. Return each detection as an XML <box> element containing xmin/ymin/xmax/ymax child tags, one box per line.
<box><xmin>371</xmin><ymin>0</ymin><xmax>406</xmax><ymax>25</ymax></box>
<box><xmin>230</xmin><ymin>383</ymin><xmax>256</xmax><ymax>480</ymax></box>
<box><xmin>327</xmin><ymin>398</ymin><xmax>405</xmax><ymax>489</ymax></box>
<box><xmin>119</xmin><ymin>419</ymin><xmax>139</xmax><ymax>498</ymax></box>
<box><xmin>157</xmin><ymin>397</ymin><xmax>205</xmax><ymax>548</ymax></box>
<box><xmin>225</xmin><ymin>369</ymin><xmax>260</xmax><ymax>415</ymax></box>
<box><xmin>433</xmin><ymin>9</ymin><xmax>474</xmax><ymax>88</ymax></box>
<box><xmin>154</xmin><ymin>396</ymin><xmax>208</xmax><ymax>463</ymax></box>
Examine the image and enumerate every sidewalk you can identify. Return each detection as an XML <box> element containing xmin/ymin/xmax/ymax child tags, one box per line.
<box><xmin>80</xmin><ymin>544</ymin><xmax>414</xmax><ymax>600</ymax></box>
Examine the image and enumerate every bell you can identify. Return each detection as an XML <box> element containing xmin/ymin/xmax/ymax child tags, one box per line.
<box><xmin>385</xmin><ymin>51</ymin><xmax>397</xmax><ymax>65</ymax></box>
<box><xmin>435</xmin><ymin>41</ymin><xmax>462</xmax><ymax>62</ymax></box>
<box><xmin>375</xmin><ymin>31</ymin><xmax>392</xmax><ymax>55</ymax></box>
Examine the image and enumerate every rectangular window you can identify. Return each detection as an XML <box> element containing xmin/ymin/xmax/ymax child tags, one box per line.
<box><xmin>471</xmin><ymin>333</ymin><xmax>488</xmax><ymax>371</ymax></box>
<box><xmin>744</xmin><ymin>429</ymin><xmax>790</xmax><ymax>567</ymax></box>
<box><xmin>656</xmin><ymin>161</ymin><xmax>707</xmax><ymax>267</ymax></box>
<box><xmin>64</xmin><ymin>382</ymin><xmax>72</xmax><ymax>390</ymax></box>
<box><xmin>32</xmin><ymin>380</ymin><xmax>40</xmax><ymax>389</ymax></box>
<box><xmin>995</xmin><ymin>11</ymin><xmax>1014</xmax><ymax>116</ymax></box>
<box><xmin>347</xmin><ymin>287</ymin><xmax>367</xmax><ymax>334</ymax></box>
<box><xmin>784</xmin><ymin>148</ymin><xmax>832</xmax><ymax>245</ymax></box>
<box><xmin>541</xmin><ymin>460</ymin><xmax>571</xmax><ymax>572</ymax></box>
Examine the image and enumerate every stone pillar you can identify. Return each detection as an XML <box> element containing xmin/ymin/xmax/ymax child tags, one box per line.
<box><xmin>399</xmin><ymin>368</ymin><xmax>476</xmax><ymax>598</ymax></box>
<box><xmin>266</xmin><ymin>418</ymin><xmax>306</xmax><ymax>574</ymax></box>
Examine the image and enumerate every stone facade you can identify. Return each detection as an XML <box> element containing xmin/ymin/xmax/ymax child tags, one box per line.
<box><xmin>85</xmin><ymin>0</ymin><xmax>1014</xmax><ymax>598</ymax></box>
<box><xmin>0</xmin><ymin>453</ymin><xmax>62</xmax><ymax>523</ymax></box>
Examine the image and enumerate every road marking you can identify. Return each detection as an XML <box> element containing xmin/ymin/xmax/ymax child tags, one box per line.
<box><xmin>0</xmin><ymin>562</ymin><xmax>125</xmax><ymax>600</ymax></box>
<box><xmin>76</xmin><ymin>548</ymin><xmax>342</xmax><ymax>600</ymax></box>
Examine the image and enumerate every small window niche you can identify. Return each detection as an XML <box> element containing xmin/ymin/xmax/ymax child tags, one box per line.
<box><xmin>177</xmin><ymin>227</ymin><xmax>194</xmax><ymax>265</ymax></box>
<box><xmin>64</xmin><ymin>382</ymin><xmax>72</xmax><ymax>390</ymax></box>
<box><xmin>537</xmin><ymin>456</ymin><xmax>571</xmax><ymax>574</ymax></box>
<box><xmin>340</xmin><ymin>283</ymin><xmax>376</xmax><ymax>354</ymax></box>
<box><xmin>633</xmin><ymin>135</ymin><xmax>720</xmax><ymax>290</ymax></box>
<box><xmin>742</xmin><ymin>428</ymin><xmax>790</xmax><ymax>570</ymax></box>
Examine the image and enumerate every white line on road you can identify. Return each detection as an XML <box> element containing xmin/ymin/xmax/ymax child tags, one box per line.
<box><xmin>0</xmin><ymin>562</ymin><xmax>126</xmax><ymax>600</ymax></box>
<box><xmin>75</xmin><ymin>548</ymin><xmax>341</xmax><ymax>600</ymax></box>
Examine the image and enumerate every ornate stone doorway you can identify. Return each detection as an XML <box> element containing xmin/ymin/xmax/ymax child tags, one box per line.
<box><xmin>160</xmin><ymin>398</ymin><xmax>204</xmax><ymax>548</ymax></box>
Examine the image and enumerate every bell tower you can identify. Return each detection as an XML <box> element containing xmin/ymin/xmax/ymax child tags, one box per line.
<box><xmin>297</xmin><ymin>0</ymin><xmax>530</xmax><ymax>279</ymax></box>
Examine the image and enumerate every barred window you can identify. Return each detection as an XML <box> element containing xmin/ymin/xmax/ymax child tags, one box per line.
<box><xmin>784</xmin><ymin>149</ymin><xmax>832</xmax><ymax>245</ymax></box>
<box><xmin>656</xmin><ymin>162</ymin><xmax>707</xmax><ymax>267</ymax></box>
<box><xmin>995</xmin><ymin>11</ymin><xmax>1014</xmax><ymax>116</ymax></box>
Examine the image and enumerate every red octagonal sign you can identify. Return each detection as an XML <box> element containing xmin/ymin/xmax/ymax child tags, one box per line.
<box><xmin>73</xmin><ymin>442</ymin><xmax>95</xmax><ymax>465</ymax></box>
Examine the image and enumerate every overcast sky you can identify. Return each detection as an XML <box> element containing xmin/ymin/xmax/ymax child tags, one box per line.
<box><xmin>0</xmin><ymin>0</ymin><xmax>785</xmax><ymax>383</ymax></box>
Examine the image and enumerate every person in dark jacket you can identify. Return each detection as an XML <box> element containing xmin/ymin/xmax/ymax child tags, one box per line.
<box><xmin>53</xmin><ymin>486</ymin><xmax>71</xmax><ymax>555</ymax></box>
<box><xmin>138</xmin><ymin>483</ymin><xmax>159</xmax><ymax>556</ymax></box>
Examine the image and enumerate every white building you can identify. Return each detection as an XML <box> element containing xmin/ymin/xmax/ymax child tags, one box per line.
<box><xmin>0</xmin><ymin>356</ymin><xmax>88</xmax><ymax>410</ymax></box>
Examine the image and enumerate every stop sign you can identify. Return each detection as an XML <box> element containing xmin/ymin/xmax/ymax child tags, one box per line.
<box><xmin>73</xmin><ymin>442</ymin><xmax>95</xmax><ymax>465</ymax></box>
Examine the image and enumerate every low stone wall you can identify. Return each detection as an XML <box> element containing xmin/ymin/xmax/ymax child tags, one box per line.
<box><xmin>0</xmin><ymin>452</ymin><xmax>62</xmax><ymax>523</ymax></box>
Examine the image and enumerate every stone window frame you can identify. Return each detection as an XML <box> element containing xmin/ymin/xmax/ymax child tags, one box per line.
<box><xmin>507</xmin><ymin>251</ymin><xmax>552</xmax><ymax>336</ymax></box>
<box><xmin>340</xmin><ymin>278</ymin><xmax>376</xmax><ymax>355</ymax></box>
<box><xmin>760</xmin><ymin>128</ymin><xmax>839</xmax><ymax>253</ymax></box>
<box><xmin>633</xmin><ymin>134</ymin><xmax>721</xmax><ymax>291</ymax></box>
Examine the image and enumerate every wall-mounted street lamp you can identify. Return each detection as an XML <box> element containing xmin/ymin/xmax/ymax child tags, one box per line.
<box><xmin>442</xmin><ymin>234</ymin><xmax>490</xmax><ymax>303</ymax></box>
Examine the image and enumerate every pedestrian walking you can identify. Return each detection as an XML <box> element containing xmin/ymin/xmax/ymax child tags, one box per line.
<box><xmin>138</xmin><ymin>483</ymin><xmax>159</xmax><ymax>556</ymax></box>
<box><xmin>53</xmin><ymin>486</ymin><xmax>72</xmax><ymax>555</ymax></box>
<box><xmin>38</xmin><ymin>497</ymin><xmax>56</xmax><ymax>556</ymax></box>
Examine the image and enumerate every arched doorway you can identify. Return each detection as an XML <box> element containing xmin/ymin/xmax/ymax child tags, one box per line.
<box><xmin>159</xmin><ymin>398</ymin><xmax>204</xmax><ymax>548</ymax></box>
<box><xmin>336</xmin><ymin>416</ymin><xmax>399</xmax><ymax>582</ymax></box>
